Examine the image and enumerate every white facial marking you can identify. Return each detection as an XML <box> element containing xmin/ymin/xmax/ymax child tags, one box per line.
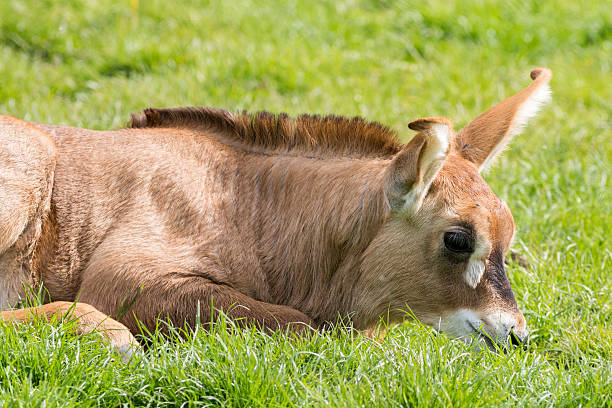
<box><xmin>465</xmin><ymin>260</ymin><xmax>485</xmax><ymax>289</ymax></box>
<box><xmin>464</xmin><ymin>237</ymin><xmax>491</xmax><ymax>288</ymax></box>
<box><xmin>435</xmin><ymin>308</ymin><xmax>482</xmax><ymax>339</ymax></box>
<box><xmin>482</xmin><ymin>310</ymin><xmax>519</xmax><ymax>340</ymax></box>
<box><xmin>433</xmin><ymin>308</ymin><xmax>521</xmax><ymax>346</ymax></box>
<box><xmin>480</xmin><ymin>82</ymin><xmax>552</xmax><ymax>171</ymax></box>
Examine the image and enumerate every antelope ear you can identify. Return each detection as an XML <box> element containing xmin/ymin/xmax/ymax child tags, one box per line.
<box><xmin>456</xmin><ymin>68</ymin><xmax>552</xmax><ymax>171</ymax></box>
<box><xmin>385</xmin><ymin>117</ymin><xmax>453</xmax><ymax>212</ymax></box>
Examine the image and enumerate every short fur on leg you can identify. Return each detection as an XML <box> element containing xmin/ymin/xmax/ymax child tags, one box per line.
<box><xmin>0</xmin><ymin>301</ymin><xmax>138</xmax><ymax>358</ymax></box>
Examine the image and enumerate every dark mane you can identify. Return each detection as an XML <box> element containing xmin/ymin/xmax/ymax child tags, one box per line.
<box><xmin>129</xmin><ymin>107</ymin><xmax>401</xmax><ymax>158</ymax></box>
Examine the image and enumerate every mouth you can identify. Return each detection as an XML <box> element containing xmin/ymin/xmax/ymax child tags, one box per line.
<box><xmin>433</xmin><ymin>309</ymin><xmax>528</xmax><ymax>351</ymax></box>
<box><xmin>467</xmin><ymin>321</ymin><xmax>503</xmax><ymax>351</ymax></box>
<box><xmin>465</xmin><ymin>321</ymin><xmax>529</xmax><ymax>352</ymax></box>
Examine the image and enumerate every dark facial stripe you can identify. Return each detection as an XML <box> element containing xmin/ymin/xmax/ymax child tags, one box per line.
<box><xmin>486</xmin><ymin>246</ymin><xmax>518</xmax><ymax>307</ymax></box>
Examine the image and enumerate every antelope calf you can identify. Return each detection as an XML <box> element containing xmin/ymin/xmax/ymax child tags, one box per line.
<box><xmin>0</xmin><ymin>68</ymin><xmax>551</xmax><ymax>353</ymax></box>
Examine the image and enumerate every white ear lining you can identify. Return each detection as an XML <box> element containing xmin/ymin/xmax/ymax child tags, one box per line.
<box><xmin>480</xmin><ymin>83</ymin><xmax>551</xmax><ymax>171</ymax></box>
<box><xmin>509</xmin><ymin>83</ymin><xmax>552</xmax><ymax>139</ymax></box>
<box><xmin>402</xmin><ymin>122</ymin><xmax>451</xmax><ymax>212</ymax></box>
<box><xmin>420</xmin><ymin>123</ymin><xmax>451</xmax><ymax>181</ymax></box>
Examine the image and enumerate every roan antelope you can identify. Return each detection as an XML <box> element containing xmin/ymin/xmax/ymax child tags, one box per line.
<box><xmin>0</xmin><ymin>68</ymin><xmax>551</xmax><ymax>354</ymax></box>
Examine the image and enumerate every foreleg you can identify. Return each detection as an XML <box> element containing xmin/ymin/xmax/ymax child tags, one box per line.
<box><xmin>0</xmin><ymin>301</ymin><xmax>138</xmax><ymax>357</ymax></box>
<box><xmin>79</xmin><ymin>274</ymin><xmax>315</xmax><ymax>337</ymax></box>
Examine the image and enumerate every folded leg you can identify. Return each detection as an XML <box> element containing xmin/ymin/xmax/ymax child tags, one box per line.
<box><xmin>0</xmin><ymin>301</ymin><xmax>138</xmax><ymax>357</ymax></box>
<box><xmin>78</xmin><ymin>263</ymin><xmax>315</xmax><ymax>336</ymax></box>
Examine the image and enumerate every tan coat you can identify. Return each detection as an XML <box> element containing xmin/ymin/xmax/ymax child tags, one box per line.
<box><xmin>0</xmin><ymin>69</ymin><xmax>551</xmax><ymax>354</ymax></box>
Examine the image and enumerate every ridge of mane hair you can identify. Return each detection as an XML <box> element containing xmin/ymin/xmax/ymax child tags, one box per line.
<box><xmin>129</xmin><ymin>107</ymin><xmax>402</xmax><ymax>158</ymax></box>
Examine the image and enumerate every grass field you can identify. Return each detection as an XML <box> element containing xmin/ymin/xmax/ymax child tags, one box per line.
<box><xmin>0</xmin><ymin>0</ymin><xmax>610</xmax><ymax>406</ymax></box>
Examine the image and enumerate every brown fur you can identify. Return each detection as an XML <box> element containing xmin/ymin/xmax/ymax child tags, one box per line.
<box><xmin>0</xmin><ymin>68</ymin><xmax>551</xmax><ymax>353</ymax></box>
<box><xmin>129</xmin><ymin>107</ymin><xmax>402</xmax><ymax>158</ymax></box>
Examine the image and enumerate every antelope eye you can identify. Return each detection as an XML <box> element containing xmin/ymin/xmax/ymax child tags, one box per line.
<box><xmin>444</xmin><ymin>231</ymin><xmax>474</xmax><ymax>254</ymax></box>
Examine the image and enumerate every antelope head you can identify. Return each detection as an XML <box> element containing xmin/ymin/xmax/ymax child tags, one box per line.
<box><xmin>359</xmin><ymin>68</ymin><xmax>552</xmax><ymax>349</ymax></box>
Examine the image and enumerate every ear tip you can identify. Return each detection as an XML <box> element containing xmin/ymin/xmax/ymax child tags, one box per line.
<box><xmin>408</xmin><ymin>117</ymin><xmax>454</xmax><ymax>132</ymax></box>
<box><xmin>530</xmin><ymin>67</ymin><xmax>552</xmax><ymax>81</ymax></box>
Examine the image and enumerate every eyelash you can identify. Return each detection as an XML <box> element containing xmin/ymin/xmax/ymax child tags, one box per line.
<box><xmin>444</xmin><ymin>230</ymin><xmax>475</xmax><ymax>254</ymax></box>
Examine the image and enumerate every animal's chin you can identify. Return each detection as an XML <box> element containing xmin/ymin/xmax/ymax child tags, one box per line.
<box><xmin>464</xmin><ymin>321</ymin><xmax>506</xmax><ymax>352</ymax></box>
<box><xmin>460</xmin><ymin>332</ymin><xmax>498</xmax><ymax>352</ymax></box>
<box><xmin>422</xmin><ymin>311</ymin><xmax>519</xmax><ymax>351</ymax></box>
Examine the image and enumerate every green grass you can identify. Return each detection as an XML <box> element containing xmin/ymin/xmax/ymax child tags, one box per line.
<box><xmin>0</xmin><ymin>0</ymin><xmax>610</xmax><ymax>406</ymax></box>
